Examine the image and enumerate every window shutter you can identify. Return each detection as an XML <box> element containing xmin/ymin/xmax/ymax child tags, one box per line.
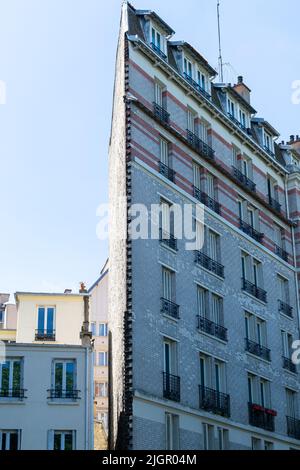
<box><xmin>47</xmin><ymin>430</ymin><xmax>54</xmax><ymax>450</ymax></box>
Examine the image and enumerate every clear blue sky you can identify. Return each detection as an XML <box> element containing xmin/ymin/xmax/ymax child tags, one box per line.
<box><xmin>0</xmin><ymin>0</ymin><xmax>299</xmax><ymax>296</ymax></box>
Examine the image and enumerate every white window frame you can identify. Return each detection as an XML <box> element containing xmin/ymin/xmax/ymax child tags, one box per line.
<box><xmin>0</xmin><ymin>430</ymin><xmax>21</xmax><ymax>450</ymax></box>
<box><xmin>99</xmin><ymin>323</ymin><xmax>108</xmax><ymax>337</ymax></box>
<box><xmin>165</xmin><ymin>413</ymin><xmax>179</xmax><ymax>450</ymax></box>
<box><xmin>98</xmin><ymin>352</ymin><xmax>108</xmax><ymax>367</ymax></box>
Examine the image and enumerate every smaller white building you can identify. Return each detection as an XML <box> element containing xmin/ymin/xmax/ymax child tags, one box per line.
<box><xmin>0</xmin><ymin>290</ymin><xmax>94</xmax><ymax>450</ymax></box>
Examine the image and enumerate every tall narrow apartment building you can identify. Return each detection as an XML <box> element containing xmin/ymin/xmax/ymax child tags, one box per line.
<box><xmin>108</xmin><ymin>2</ymin><xmax>300</xmax><ymax>450</ymax></box>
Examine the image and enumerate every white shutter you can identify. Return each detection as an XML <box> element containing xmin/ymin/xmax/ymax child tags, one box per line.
<box><xmin>155</xmin><ymin>82</ymin><xmax>163</xmax><ymax>106</ymax></box>
<box><xmin>163</xmin><ymin>268</ymin><xmax>173</xmax><ymax>301</ymax></box>
<box><xmin>161</xmin><ymin>201</ymin><xmax>171</xmax><ymax>233</ymax></box>
<box><xmin>187</xmin><ymin>110</ymin><xmax>195</xmax><ymax>133</ymax></box>
<box><xmin>160</xmin><ymin>139</ymin><xmax>169</xmax><ymax>166</ymax></box>
<box><xmin>199</xmin><ymin>122</ymin><xmax>208</xmax><ymax>143</ymax></box>
<box><xmin>47</xmin><ymin>430</ymin><xmax>54</xmax><ymax>450</ymax></box>
<box><xmin>206</xmin><ymin>174</ymin><xmax>215</xmax><ymax>198</ymax></box>
<box><xmin>193</xmin><ymin>163</ymin><xmax>201</xmax><ymax>190</ymax></box>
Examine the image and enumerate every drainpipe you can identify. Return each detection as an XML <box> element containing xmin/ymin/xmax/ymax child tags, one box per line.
<box><xmin>79</xmin><ymin>286</ymin><xmax>93</xmax><ymax>449</ymax></box>
<box><xmin>286</xmin><ymin>174</ymin><xmax>300</xmax><ymax>330</ymax></box>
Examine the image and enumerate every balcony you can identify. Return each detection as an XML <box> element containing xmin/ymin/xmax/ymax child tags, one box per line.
<box><xmin>245</xmin><ymin>338</ymin><xmax>271</xmax><ymax>362</ymax></box>
<box><xmin>199</xmin><ymin>385</ymin><xmax>230</xmax><ymax>418</ymax></box>
<box><xmin>0</xmin><ymin>388</ymin><xmax>27</xmax><ymax>400</ymax></box>
<box><xmin>153</xmin><ymin>102</ymin><xmax>170</xmax><ymax>125</ymax></box>
<box><xmin>278</xmin><ymin>300</ymin><xmax>293</xmax><ymax>318</ymax></box>
<box><xmin>287</xmin><ymin>416</ymin><xmax>300</xmax><ymax>440</ymax></box>
<box><xmin>197</xmin><ymin>316</ymin><xmax>228</xmax><ymax>342</ymax></box>
<box><xmin>275</xmin><ymin>245</ymin><xmax>289</xmax><ymax>262</ymax></box>
<box><xmin>150</xmin><ymin>42</ymin><xmax>167</xmax><ymax>60</ymax></box>
<box><xmin>186</xmin><ymin>130</ymin><xmax>215</xmax><ymax>161</ymax></box>
<box><xmin>161</xmin><ymin>298</ymin><xmax>180</xmax><ymax>320</ymax></box>
<box><xmin>267</xmin><ymin>195</ymin><xmax>281</xmax><ymax>213</ymax></box>
<box><xmin>239</xmin><ymin>219</ymin><xmax>264</xmax><ymax>243</ymax></box>
<box><xmin>35</xmin><ymin>329</ymin><xmax>56</xmax><ymax>341</ymax></box>
<box><xmin>159</xmin><ymin>161</ymin><xmax>175</xmax><ymax>182</ymax></box>
<box><xmin>183</xmin><ymin>73</ymin><xmax>211</xmax><ymax>100</ymax></box>
<box><xmin>159</xmin><ymin>229</ymin><xmax>178</xmax><ymax>251</ymax></box>
<box><xmin>47</xmin><ymin>389</ymin><xmax>81</xmax><ymax>400</ymax></box>
<box><xmin>232</xmin><ymin>167</ymin><xmax>256</xmax><ymax>193</ymax></box>
<box><xmin>264</xmin><ymin>146</ymin><xmax>275</xmax><ymax>159</ymax></box>
<box><xmin>283</xmin><ymin>356</ymin><xmax>297</xmax><ymax>374</ymax></box>
<box><xmin>193</xmin><ymin>187</ymin><xmax>221</xmax><ymax>215</ymax></box>
<box><xmin>248</xmin><ymin>403</ymin><xmax>276</xmax><ymax>432</ymax></box>
<box><xmin>242</xmin><ymin>278</ymin><xmax>267</xmax><ymax>303</ymax></box>
<box><xmin>228</xmin><ymin>113</ymin><xmax>247</xmax><ymax>132</ymax></box>
<box><xmin>163</xmin><ymin>372</ymin><xmax>180</xmax><ymax>402</ymax></box>
<box><xmin>195</xmin><ymin>251</ymin><xmax>224</xmax><ymax>278</ymax></box>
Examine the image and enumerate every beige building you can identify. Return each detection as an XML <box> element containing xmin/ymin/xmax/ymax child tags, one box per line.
<box><xmin>0</xmin><ymin>293</ymin><xmax>17</xmax><ymax>342</ymax></box>
<box><xmin>88</xmin><ymin>262</ymin><xmax>109</xmax><ymax>435</ymax></box>
<box><xmin>0</xmin><ymin>289</ymin><xmax>94</xmax><ymax>450</ymax></box>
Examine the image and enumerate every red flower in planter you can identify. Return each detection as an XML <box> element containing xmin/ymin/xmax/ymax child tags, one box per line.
<box><xmin>265</xmin><ymin>409</ymin><xmax>277</xmax><ymax>417</ymax></box>
<box><xmin>252</xmin><ymin>404</ymin><xmax>264</xmax><ymax>412</ymax></box>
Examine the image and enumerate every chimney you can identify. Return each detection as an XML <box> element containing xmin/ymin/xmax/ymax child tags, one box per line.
<box><xmin>288</xmin><ymin>134</ymin><xmax>300</xmax><ymax>155</ymax></box>
<box><xmin>233</xmin><ymin>75</ymin><xmax>251</xmax><ymax>105</ymax></box>
<box><xmin>80</xmin><ymin>294</ymin><xmax>92</xmax><ymax>347</ymax></box>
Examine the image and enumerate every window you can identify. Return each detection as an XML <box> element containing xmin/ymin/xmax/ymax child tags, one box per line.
<box><xmin>98</xmin><ymin>352</ymin><xmax>108</xmax><ymax>367</ymax></box>
<box><xmin>0</xmin><ymin>309</ymin><xmax>5</xmax><ymax>329</ymax></box>
<box><xmin>151</xmin><ymin>27</ymin><xmax>162</xmax><ymax>51</ymax></box>
<box><xmin>278</xmin><ymin>275</ymin><xmax>289</xmax><ymax>304</ymax></box>
<box><xmin>267</xmin><ymin>175</ymin><xmax>278</xmax><ymax>201</ymax></box>
<box><xmin>99</xmin><ymin>323</ymin><xmax>108</xmax><ymax>337</ymax></box>
<box><xmin>50</xmin><ymin>431</ymin><xmax>75</xmax><ymax>451</ymax></box>
<box><xmin>163</xmin><ymin>339</ymin><xmax>177</xmax><ymax>376</ymax></box>
<box><xmin>274</xmin><ymin>225</ymin><xmax>284</xmax><ymax>249</ymax></box>
<box><xmin>251</xmin><ymin>437</ymin><xmax>262</xmax><ymax>450</ymax></box>
<box><xmin>246</xmin><ymin>205</ymin><xmax>259</xmax><ymax>230</ymax></box>
<box><xmin>37</xmin><ymin>306</ymin><xmax>55</xmax><ymax>337</ymax></box>
<box><xmin>241</xmin><ymin>156</ymin><xmax>252</xmax><ymax>178</ymax></box>
<box><xmin>95</xmin><ymin>382</ymin><xmax>108</xmax><ymax>398</ymax></box>
<box><xmin>264</xmin><ymin>132</ymin><xmax>274</xmax><ymax>154</ymax></box>
<box><xmin>0</xmin><ymin>358</ymin><xmax>22</xmax><ymax>398</ymax></box>
<box><xmin>227</xmin><ymin>98</ymin><xmax>236</xmax><ymax>118</ymax></box>
<box><xmin>200</xmin><ymin>354</ymin><xmax>226</xmax><ymax>393</ymax></box>
<box><xmin>160</xmin><ymin>138</ymin><xmax>170</xmax><ymax>167</ymax></box>
<box><xmin>241</xmin><ymin>253</ymin><xmax>263</xmax><ymax>288</ymax></box>
<box><xmin>162</xmin><ymin>267</ymin><xmax>175</xmax><ymax>303</ymax></box>
<box><xmin>239</xmin><ymin>109</ymin><xmax>247</xmax><ymax>129</ymax></box>
<box><xmin>206</xmin><ymin>173</ymin><xmax>217</xmax><ymax>199</ymax></box>
<box><xmin>90</xmin><ymin>322</ymin><xmax>96</xmax><ymax>336</ymax></box>
<box><xmin>232</xmin><ymin>145</ymin><xmax>239</xmax><ymax>167</ymax></box>
<box><xmin>211</xmin><ymin>294</ymin><xmax>224</xmax><ymax>327</ymax></box>
<box><xmin>248</xmin><ymin>373</ymin><xmax>271</xmax><ymax>408</ymax></box>
<box><xmin>187</xmin><ymin>107</ymin><xmax>197</xmax><ymax>133</ymax></box>
<box><xmin>160</xmin><ymin>199</ymin><xmax>176</xmax><ymax>244</ymax></box>
<box><xmin>0</xmin><ymin>430</ymin><xmax>20</xmax><ymax>450</ymax></box>
<box><xmin>205</xmin><ymin>229</ymin><xmax>221</xmax><ymax>263</ymax></box>
<box><xmin>154</xmin><ymin>81</ymin><xmax>165</xmax><ymax>108</ymax></box>
<box><xmin>218</xmin><ymin>427</ymin><xmax>229</xmax><ymax>450</ymax></box>
<box><xmin>52</xmin><ymin>360</ymin><xmax>76</xmax><ymax>398</ymax></box>
<box><xmin>282</xmin><ymin>331</ymin><xmax>293</xmax><ymax>359</ymax></box>
<box><xmin>197</xmin><ymin>286</ymin><xmax>209</xmax><ymax>319</ymax></box>
<box><xmin>264</xmin><ymin>441</ymin><xmax>274</xmax><ymax>451</ymax></box>
<box><xmin>245</xmin><ymin>312</ymin><xmax>267</xmax><ymax>347</ymax></box>
<box><xmin>165</xmin><ymin>413</ymin><xmax>179</xmax><ymax>450</ymax></box>
<box><xmin>193</xmin><ymin>162</ymin><xmax>202</xmax><ymax>190</ymax></box>
<box><xmin>203</xmin><ymin>423</ymin><xmax>214</xmax><ymax>450</ymax></box>
<box><xmin>198</xmin><ymin>120</ymin><xmax>209</xmax><ymax>144</ymax></box>
<box><xmin>184</xmin><ymin>57</ymin><xmax>193</xmax><ymax>78</ymax></box>
<box><xmin>286</xmin><ymin>389</ymin><xmax>298</xmax><ymax>419</ymax></box>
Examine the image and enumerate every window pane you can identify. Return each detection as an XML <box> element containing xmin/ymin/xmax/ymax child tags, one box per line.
<box><xmin>66</xmin><ymin>363</ymin><xmax>74</xmax><ymax>391</ymax></box>
<box><xmin>47</xmin><ymin>308</ymin><xmax>54</xmax><ymax>333</ymax></box>
<box><xmin>38</xmin><ymin>307</ymin><xmax>45</xmax><ymax>332</ymax></box>
<box><xmin>64</xmin><ymin>433</ymin><xmax>73</xmax><ymax>451</ymax></box>
<box><xmin>9</xmin><ymin>433</ymin><xmax>18</xmax><ymax>451</ymax></box>
<box><xmin>54</xmin><ymin>433</ymin><xmax>61</xmax><ymax>451</ymax></box>
<box><xmin>1</xmin><ymin>362</ymin><xmax>9</xmax><ymax>391</ymax></box>
<box><xmin>13</xmin><ymin>362</ymin><xmax>21</xmax><ymax>390</ymax></box>
<box><xmin>55</xmin><ymin>363</ymin><xmax>63</xmax><ymax>390</ymax></box>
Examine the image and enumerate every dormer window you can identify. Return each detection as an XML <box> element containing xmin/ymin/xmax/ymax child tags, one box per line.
<box><xmin>263</xmin><ymin>131</ymin><xmax>274</xmax><ymax>156</ymax></box>
<box><xmin>227</xmin><ymin>98</ymin><xmax>236</xmax><ymax>118</ymax></box>
<box><xmin>184</xmin><ymin>57</ymin><xmax>193</xmax><ymax>79</ymax></box>
<box><xmin>150</xmin><ymin>25</ymin><xmax>167</xmax><ymax>60</ymax></box>
<box><xmin>239</xmin><ymin>109</ymin><xmax>248</xmax><ymax>130</ymax></box>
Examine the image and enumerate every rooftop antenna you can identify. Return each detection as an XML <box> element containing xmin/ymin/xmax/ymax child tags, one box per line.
<box><xmin>217</xmin><ymin>0</ymin><xmax>224</xmax><ymax>82</ymax></box>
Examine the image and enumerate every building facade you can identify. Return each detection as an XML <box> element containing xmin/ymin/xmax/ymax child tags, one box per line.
<box><xmin>0</xmin><ymin>294</ymin><xmax>17</xmax><ymax>343</ymax></box>
<box><xmin>108</xmin><ymin>2</ymin><xmax>300</xmax><ymax>450</ymax></box>
<box><xmin>0</xmin><ymin>291</ymin><xmax>94</xmax><ymax>450</ymax></box>
<box><xmin>88</xmin><ymin>263</ymin><xmax>109</xmax><ymax>434</ymax></box>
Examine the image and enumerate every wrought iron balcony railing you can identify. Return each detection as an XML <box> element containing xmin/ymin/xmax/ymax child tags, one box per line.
<box><xmin>161</xmin><ymin>298</ymin><xmax>180</xmax><ymax>320</ymax></box>
<box><xmin>195</xmin><ymin>251</ymin><xmax>224</xmax><ymax>278</ymax></box>
<box><xmin>183</xmin><ymin>73</ymin><xmax>211</xmax><ymax>100</ymax></box>
<box><xmin>287</xmin><ymin>416</ymin><xmax>300</xmax><ymax>440</ymax></box>
<box><xmin>248</xmin><ymin>402</ymin><xmax>276</xmax><ymax>432</ymax></box>
<box><xmin>150</xmin><ymin>42</ymin><xmax>167</xmax><ymax>60</ymax></box>
<box><xmin>232</xmin><ymin>166</ymin><xmax>256</xmax><ymax>193</ymax></box>
<box><xmin>283</xmin><ymin>356</ymin><xmax>297</xmax><ymax>374</ymax></box>
<box><xmin>245</xmin><ymin>338</ymin><xmax>271</xmax><ymax>362</ymax></box>
<box><xmin>193</xmin><ymin>187</ymin><xmax>221</xmax><ymax>215</ymax></box>
<box><xmin>228</xmin><ymin>113</ymin><xmax>247</xmax><ymax>132</ymax></box>
<box><xmin>267</xmin><ymin>195</ymin><xmax>281</xmax><ymax>213</ymax></box>
<box><xmin>47</xmin><ymin>389</ymin><xmax>81</xmax><ymax>400</ymax></box>
<box><xmin>153</xmin><ymin>102</ymin><xmax>170</xmax><ymax>125</ymax></box>
<box><xmin>242</xmin><ymin>278</ymin><xmax>267</xmax><ymax>303</ymax></box>
<box><xmin>163</xmin><ymin>372</ymin><xmax>180</xmax><ymax>402</ymax></box>
<box><xmin>35</xmin><ymin>329</ymin><xmax>56</xmax><ymax>341</ymax></box>
<box><xmin>197</xmin><ymin>316</ymin><xmax>228</xmax><ymax>342</ymax></box>
<box><xmin>199</xmin><ymin>385</ymin><xmax>230</xmax><ymax>418</ymax></box>
<box><xmin>239</xmin><ymin>219</ymin><xmax>264</xmax><ymax>243</ymax></box>
<box><xmin>159</xmin><ymin>161</ymin><xmax>175</xmax><ymax>182</ymax></box>
<box><xmin>278</xmin><ymin>300</ymin><xmax>293</xmax><ymax>318</ymax></box>
<box><xmin>264</xmin><ymin>146</ymin><xmax>275</xmax><ymax>158</ymax></box>
<box><xmin>0</xmin><ymin>388</ymin><xmax>27</xmax><ymax>400</ymax></box>
<box><xmin>275</xmin><ymin>245</ymin><xmax>289</xmax><ymax>262</ymax></box>
<box><xmin>186</xmin><ymin>130</ymin><xmax>215</xmax><ymax>161</ymax></box>
<box><xmin>159</xmin><ymin>229</ymin><xmax>178</xmax><ymax>251</ymax></box>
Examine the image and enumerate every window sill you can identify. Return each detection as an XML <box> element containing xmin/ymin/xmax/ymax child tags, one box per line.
<box><xmin>246</xmin><ymin>351</ymin><xmax>271</xmax><ymax>365</ymax></box>
<box><xmin>197</xmin><ymin>328</ymin><xmax>228</xmax><ymax>345</ymax></box>
<box><xmin>0</xmin><ymin>399</ymin><xmax>26</xmax><ymax>405</ymax></box>
<box><xmin>162</xmin><ymin>313</ymin><xmax>180</xmax><ymax>323</ymax></box>
<box><xmin>47</xmin><ymin>400</ymin><xmax>80</xmax><ymax>406</ymax></box>
<box><xmin>159</xmin><ymin>242</ymin><xmax>178</xmax><ymax>255</ymax></box>
<box><xmin>242</xmin><ymin>290</ymin><xmax>267</xmax><ymax>306</ymax></box>
<box><xmin>279</xmin><ymin>312</ymin><xmax>294</xmax><ymax>321</ymax></box>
